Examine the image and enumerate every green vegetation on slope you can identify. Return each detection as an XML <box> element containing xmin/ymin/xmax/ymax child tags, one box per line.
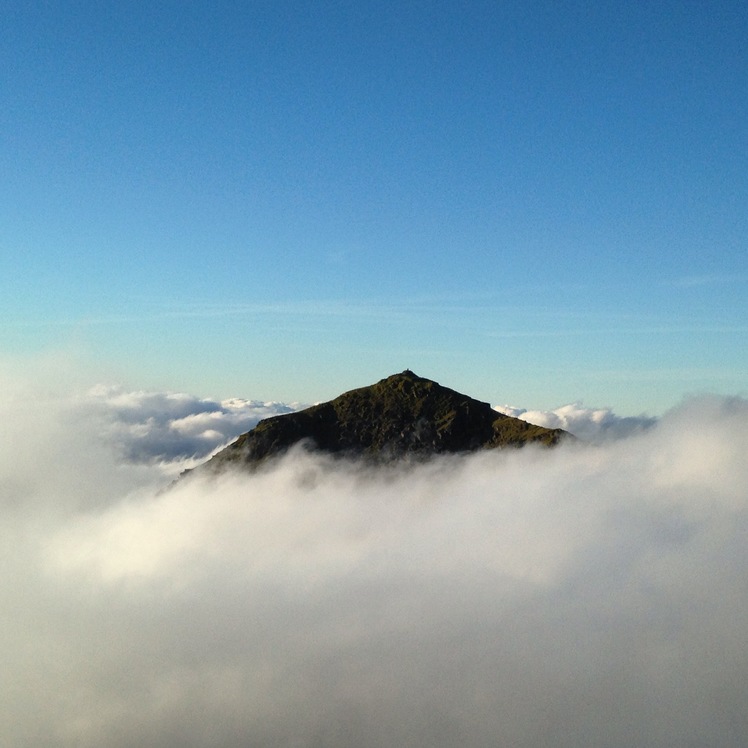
<box><xmin>203</xmin><ymin>370</ymin><xmax>567</xmax><ymax>473</ymax></box>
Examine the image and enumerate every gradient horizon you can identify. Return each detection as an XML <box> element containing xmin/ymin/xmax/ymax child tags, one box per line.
<box><xmin>2</xmin><ymin>1</ymin><xmax>746</xmax><ymax>414</ymax></box>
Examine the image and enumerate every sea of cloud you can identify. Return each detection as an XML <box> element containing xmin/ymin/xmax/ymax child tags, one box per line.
<box><xmin>2</xmin><ymin>371</ymin><xmax>747</xmax><ymax>747</ymax></box>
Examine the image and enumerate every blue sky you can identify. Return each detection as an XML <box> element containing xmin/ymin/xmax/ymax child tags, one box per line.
<box><xmin>2</xmin><ymin>1</ymin><xmax>746</xmax><ymax>413</ymax></box>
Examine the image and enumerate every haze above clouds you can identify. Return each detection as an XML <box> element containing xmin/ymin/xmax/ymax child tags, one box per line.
<box><xmin>2</xmin><ymin>370</ymin><xmax>747</xmax><ymax>747</ymax></box>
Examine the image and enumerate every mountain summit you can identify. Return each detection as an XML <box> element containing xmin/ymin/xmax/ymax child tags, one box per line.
<box><xmin>199</xmin><ymin>370</ymin><xmax>568</xmax><ymax>473</ymax></box>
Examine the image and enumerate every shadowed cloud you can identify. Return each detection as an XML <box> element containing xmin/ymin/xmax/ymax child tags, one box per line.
<box><xmin>1</xmin><ymin>373</ymin><xmax>747</xmax><ymax>747</ymax></box>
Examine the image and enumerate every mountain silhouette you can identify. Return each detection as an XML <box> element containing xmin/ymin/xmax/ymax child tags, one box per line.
<box><xmin>197</xmin><ymin>370</ymin><xmax>568</xmax><ymax>473</ymax></box>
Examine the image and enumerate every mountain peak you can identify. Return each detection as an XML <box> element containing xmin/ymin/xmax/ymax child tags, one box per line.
<box><xmin>198</xmin><ymin>372</ymin><xmax>568</xmax><ymax>473</ymax></box>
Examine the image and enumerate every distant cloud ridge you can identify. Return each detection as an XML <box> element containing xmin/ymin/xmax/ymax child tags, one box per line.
<box><xmin>494</xmin><ymin>401</ymin><xmax>657</xmax><ymax>441</ymax></box>
<box><xmin>85</xmin><ymin>385</ymin><xmax>301</xmax><ymax>466</ymax></box>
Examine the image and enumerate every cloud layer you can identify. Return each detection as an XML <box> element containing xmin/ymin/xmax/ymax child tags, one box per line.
<box><xmin>2</xmin><ymin>377</ymin><xmax>747</xmax><ymax>747</ymax></box>
<box><xmin>494</xmin><ymin>401</ymin><xmax>657</xmax><ymax>441</ymax></box>
<box><xmin>83</xmin><ymin>384</ymin><xmax>301</xmax><ymax>471</ymax></box>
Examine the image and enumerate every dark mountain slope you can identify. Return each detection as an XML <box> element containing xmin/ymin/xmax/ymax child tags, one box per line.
<box><xmin>199</xmin><ymin>370</ymin><xmax>568</xmax><ymax>473</ymax></box>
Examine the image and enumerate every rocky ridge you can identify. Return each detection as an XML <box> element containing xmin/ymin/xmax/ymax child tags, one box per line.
<box><xmin>196</xmin><ymin>370</ymin><xmax>568</xmax><ymax>474</ymax></box>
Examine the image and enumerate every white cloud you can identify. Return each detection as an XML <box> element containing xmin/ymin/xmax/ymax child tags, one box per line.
<box><xmin>494</xmin><ymin>401</ymin><xmax>657</xmax><ymax>441</ymax></box>
<box><xmin>82</xmin><ymin>384</ymin><xmax>302</xmax><ymax>471</ymax></box>
<box><xmin>1</xmin><ymin>372</ymin><xmax>747</xmax><ymax>747</ymax></box>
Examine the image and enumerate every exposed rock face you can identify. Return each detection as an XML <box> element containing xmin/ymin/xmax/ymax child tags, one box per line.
<box><xmin>199</xmin><ymin>370</ymin><xmax>568</xmax><ymax>473</ymax></box>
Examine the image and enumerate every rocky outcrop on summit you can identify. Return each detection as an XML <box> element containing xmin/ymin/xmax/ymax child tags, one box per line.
<box><xmin>199</xmin><ymin>370</ymin><xmax>568</xmax><ymax>473</ymax></box>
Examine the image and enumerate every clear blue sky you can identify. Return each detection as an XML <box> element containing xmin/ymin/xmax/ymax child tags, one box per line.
<box><xmin>2</xmin><ymin>1</ymin><xmax>746</xmax><ymax>413</ymax></box>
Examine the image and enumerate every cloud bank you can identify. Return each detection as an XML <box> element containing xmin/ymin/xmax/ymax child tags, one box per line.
<box><xmin>494</xmin><ymin>401</ymin><xmax>657</xmax><ymax>441</ymax></box>
<box><xmin>2</xmin><ymin>376</ymin><xmax>747</xmax><ymax>747</ymax></box>
<box><xmin>82</xmin><ymin>384</ymin><xmax>301</xmax><ymax>472</ymax></box>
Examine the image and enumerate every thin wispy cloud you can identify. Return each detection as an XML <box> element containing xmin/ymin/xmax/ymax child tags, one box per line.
<box><xmin>0</xmin><ymin>297</ymin><xmax>479</xmax><ymax>330</ymax></box>
<box><xmin>666</xmin><ymin>273</ymin><xmax>741</xmax><ymax>288</ymax></box>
